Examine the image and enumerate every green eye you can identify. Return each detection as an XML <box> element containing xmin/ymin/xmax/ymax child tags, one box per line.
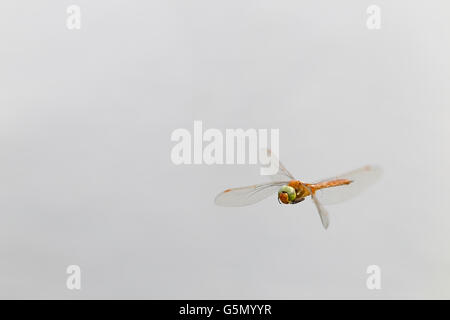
<box><xmin>278</xmin><ymin>185</ymin><xmax>296</xmax><ymax>201</ymax></box>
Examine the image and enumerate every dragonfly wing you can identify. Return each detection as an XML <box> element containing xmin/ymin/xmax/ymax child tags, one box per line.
<box><xmin>262</xmin><ymin>148</ymin><xmax>296</xmax><ymax>182</ymax></box>
<box><xmin>215</xmin><ymin>181</ymin><xmax>289</xmax><ymax>207</ymax></box>
<box><xmin>315</xmin><ymin>165</ymin><xmax>382</xmax><ymax>205</ymax></box>
<box><xmin>305</xmin><ymin>185</ymin><xmax>330</xmax><ymax>229</ymax></box>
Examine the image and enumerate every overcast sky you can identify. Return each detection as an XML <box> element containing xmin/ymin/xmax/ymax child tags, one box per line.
<box><xmin>1</xmin><ymin>1</ymin><xmax>449</xmax><ymax>299</ymax></box>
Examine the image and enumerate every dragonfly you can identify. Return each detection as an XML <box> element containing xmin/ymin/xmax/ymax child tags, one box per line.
<box><xmin>214</xmin><ymin>150</ymin><xmax>382</xmax><ymax>229</ymax></box>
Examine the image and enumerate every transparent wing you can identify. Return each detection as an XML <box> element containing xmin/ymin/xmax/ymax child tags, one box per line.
<box><xmin>314</xmin><ymin>165</ymin><xmax>382</xmax><ymax>205</ymax></box>
<box><xmin>305</xmin><ymin>185</ymin><xmax>330</xmax><ymax>229</ymax></box>
<box><xmin>262</xmin><ymin>148</ymin><xmax>296</xmax><ymax>182</ymax></box>
<box><xmin>215</xmin><ymin>181</ymin><xmax>289</xmax><ymax>207</ymax></box>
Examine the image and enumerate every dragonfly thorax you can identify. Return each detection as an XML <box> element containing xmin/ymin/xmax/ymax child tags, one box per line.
<box><xmin>278</xmin><ymin>180</ymin><xmax>312</xmax><ymax>204</ymax></box>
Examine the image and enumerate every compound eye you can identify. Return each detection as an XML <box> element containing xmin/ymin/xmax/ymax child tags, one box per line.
<box><xmin>278</xmin><ymin>185</ymin><xmax>296</xmax><ymax>203</ymax></box>
<box><xmin>278</xmin><ymin>192</ymin><xmax>290</xmax><ymax>204</ymax></box>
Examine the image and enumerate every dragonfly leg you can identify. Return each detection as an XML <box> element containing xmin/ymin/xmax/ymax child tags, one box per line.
<box><xmin>291</xmin><ymin>197</ymin><xmax>305</xmax><ymax>204</ymax></box>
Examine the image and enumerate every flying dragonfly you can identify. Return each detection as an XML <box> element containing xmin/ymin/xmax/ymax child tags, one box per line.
<box><xmin>214</xmin><ymin>150</ymin><xmax>382</xmax><ymax>229</ymax></box>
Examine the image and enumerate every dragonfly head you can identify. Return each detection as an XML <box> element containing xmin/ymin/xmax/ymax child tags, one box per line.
<box><xmin>278</xmin><ymin>185</ymin><xmax>296</xmax><ymax>204</ymax></box>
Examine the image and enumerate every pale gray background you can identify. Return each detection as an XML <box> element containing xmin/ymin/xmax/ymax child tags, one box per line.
<box><xmin>1</xmin><ymin>1</ymin><xmax>449</xmax><ymax>299</ymax></box>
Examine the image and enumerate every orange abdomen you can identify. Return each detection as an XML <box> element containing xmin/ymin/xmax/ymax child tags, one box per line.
<box><xmin>308</xmin><ymin>179</ymin><xmax>352</xmax><ymax>192</ymax></box>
